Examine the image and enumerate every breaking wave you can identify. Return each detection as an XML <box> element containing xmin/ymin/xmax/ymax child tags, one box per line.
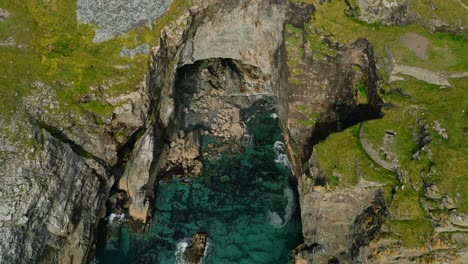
<box><xmin>273</xmin><ymin>141</ymin><xmax>291</xmax><ymax>169</ymax></box>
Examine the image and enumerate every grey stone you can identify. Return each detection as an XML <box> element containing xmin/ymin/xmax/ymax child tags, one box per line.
<box><xmin>356</xmin><ymin>0</ymin><xmax>415</xmax><ymax>25</ymax></box>
<box><xmin>0</xmin><ymin>8</ymin><xmax>9</xmax><ymax>21</ymax></box>
<box><xmin>120</xmin><ymin>44</ymin><xmax>150</xmax><ymax>59</ymax></box>
<box><xmin>391</xmin><ymin>64</ymin><xmax>451</xmax><ymax>87</ymax></box>
<box><xmin>77</xmin><ymin>0</ymin><xmax>173</xmax><ymax>42</ymax></box>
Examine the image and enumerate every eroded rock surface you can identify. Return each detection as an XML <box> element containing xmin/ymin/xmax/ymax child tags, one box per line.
<box><xmin>0</xmin><ymin>116</ymin><xmax>110</xmax><ymax>263</ymax></box>
<box><xmin>297</xmin><ymin>179</ymin><xmax>386</xmax><ymax>263</ymax></box>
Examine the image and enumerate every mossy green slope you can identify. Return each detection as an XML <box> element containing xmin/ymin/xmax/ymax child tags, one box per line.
<box><xmin>308</xmin><ymin>0</ymin><xmax>467</xmax><ymax>250</ymax></box>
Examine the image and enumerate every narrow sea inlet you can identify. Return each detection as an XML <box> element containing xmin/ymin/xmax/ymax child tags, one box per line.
<box><xmin>96</xmin><ymin>101</ymin><xmax>302</xmax><ymax>263</ymax></box>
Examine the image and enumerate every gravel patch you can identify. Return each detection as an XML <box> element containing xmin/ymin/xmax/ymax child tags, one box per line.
<box><xmin>400</xmin><ymin>32</ymin><xmax>429</xmax><ymax>60</ymax></box>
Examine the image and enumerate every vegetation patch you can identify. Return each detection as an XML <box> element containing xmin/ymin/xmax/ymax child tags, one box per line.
<box><xmin>0</xmin><ymin>0</ymin><xmax>191</xmax><ymax>120</ymax></box>
<box><xmin>309</xmin><ymin>0</ymin><xmax>467</xmax><ymax>248</ymax></box>
<box><xmin>285</xmin><ymin>23</ymin><xmax>305</xmax><ymax>85</ymax></box>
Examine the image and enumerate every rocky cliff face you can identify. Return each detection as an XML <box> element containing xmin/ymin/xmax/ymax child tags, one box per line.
<box><xmin>0</xmin><ymin>0</ymin><xmax>382</xmax><ymax>262</ymax></box>
<box><xmin>1</xmin><ymin>0</ymin><xmax>465</xmax><ymax>263</ymax></box>
<box><xmin>111</xmin><ymin>2</ymin><xmax>386</xmax><ymax>264</ymax></box>
<box><xmin>0</xmin><ymin>115</ymin><xmax>110</xmax><ymax>263</ymax></box>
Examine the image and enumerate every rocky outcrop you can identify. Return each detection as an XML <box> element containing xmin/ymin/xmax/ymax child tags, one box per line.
<box><xmin>120</xmin><ymin>44</ymin><xmax>150</xmax><ymax>59</ymax></box>
<box><xmin>183</xmin><ymin>233</ymin><xmax>208</xmax><ymax>264</ymax></box>
<box><xmin>351</xmin><ymin>0</ymin><xmax>415</xmax><ymax>25</ymax></box>
<box><xmin>390</xmin><ymin>64</ymin><xmax>451</xmax><ymax>87</ymax></box>
<box><xmin>0</xmin><ymin>5</ymin><xmax>152</xmax><ymax>262</ymax></box>
<box><xmin>87</xmin><ymin>0</ymin><xmax>386</xmax><ymax>262</ymax></box>
<box><xmin>297</xmin><ymin>178</ymin><xmax>386</xmax><ymax>263</ymax></box>
<box><xmin>179</xmin><ymin>0</ymin><xmax>286</xmax><ymax>76</ymax></box>
<box><xmin>23</xmin><ymin>79</ymin><xmax>149</xmax><ymax>166</ymax></box>
<box><xmin>118</xmin><ymin>0</ymin><xmax>288</xmax><ymax>223</ymax></box>
<box><xmin>77</xmin><ymin>0</ymin><xmax>173</xmax><ymax>42</ymax></box>
<box><xmin>117</xmin><ymin>128</ymin><xmax>154</xmax><ymax>224</ymax></box>
<box><xmin>277</xmin><ymin>35</ymin><xmax>383</xmax><ymax>175</ymax></box>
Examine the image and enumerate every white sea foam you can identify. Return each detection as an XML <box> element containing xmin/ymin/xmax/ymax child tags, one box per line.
<box><xmin>282</xmin><ymin>186</ymin><xmax>296</xmax><ymax>225</ymax></box>
<box><xmin>268</xmin><ymin>142</ymin><xmax>296</xmax><ymax>228</ymax></box>
<box><xmin>273</xmin><ymin>141</ymin><xmax>291</xmax><ymax>168</ymax></box>
<box><xmin>175</xmin><ymin>238</ymin><xmax>190</xmax><ymax>264</ymax></box>
<box><xmin>267</xmin><ymin>211</ymin><xmax>284</xmax><ymax>228</ymax></box>
<box><xmin>108</xmin><ymin>213</ymin><xmax>125</xmax><ymax>223</ymax></box>
<box><xmin>267</xmin><ymin>186</ymin><xmax>296</xmax><ymax>228</ymax></box>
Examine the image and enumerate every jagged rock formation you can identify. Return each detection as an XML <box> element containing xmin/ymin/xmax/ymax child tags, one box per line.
<box><xmin>117</xmin><ymin>0</ymin><xmax>288</xmax><ymax>224</ymax></box>
<box><xmin>297</xmin><ymin>179</ymin><xmax>386</xmax><ymax>263</ymax></box>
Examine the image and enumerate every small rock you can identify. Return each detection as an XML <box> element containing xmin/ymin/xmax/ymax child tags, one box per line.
<box><xmin>0</xmin><ymin>8</ymin><xmax>9</xmax><ymax>21</ymax></box>
<box><xmin>183</xmin><ymin>233</ymin><xmax>208</xmax><ymax>264</ymax></box>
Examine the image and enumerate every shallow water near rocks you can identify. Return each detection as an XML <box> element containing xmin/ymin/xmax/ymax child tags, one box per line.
<box><xmin>95</xmin><ymin>102</ymin><xmax>302</xmax><ymax>263</ymax></box>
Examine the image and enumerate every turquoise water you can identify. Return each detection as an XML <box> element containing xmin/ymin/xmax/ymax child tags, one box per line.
<box><xmin>96</xmin><ymin>101</ymin><xmax>302</xmax><ymax>263</ymax></box>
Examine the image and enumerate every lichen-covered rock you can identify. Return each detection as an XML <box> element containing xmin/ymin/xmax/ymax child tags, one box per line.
<box><xmin>77</xmin><ymin>0</ymin><xmax>173</xmax><ymax>42</ymax></box>
<box><xmin>120</xmin><ymin>44</ymin><xmax>150</xmax><ymax>59</ymax></box>
<box><xmin>354</xmin><ymin>0</ymin><xmax>415</xmax><ymax>25</ymax></box>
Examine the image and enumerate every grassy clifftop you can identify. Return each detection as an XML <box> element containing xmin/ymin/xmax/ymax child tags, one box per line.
<box><xmin>0</xmin><ymin>0</ymin><xmax>190</xmax><ymax>120</ymax></box>
<box><xmin>305</xmin><ymin>0</ymin><xmax>467</xmax><ymax>253</ymax></box>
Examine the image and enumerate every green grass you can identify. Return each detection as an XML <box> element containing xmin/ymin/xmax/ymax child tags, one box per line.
<box><xmin>407</xmin><ymin>0</ymin><xmax>468</xmax><ymax>30</ymax></box>
<box><xmin>362</xmin><ymin>77</ymin><xmax>467</xmax><ymax>212</ymax></box>
<box><xmin>387</xmin><ymin>219</ymin><xmax>433</xmax><ymax>247</ymax></box>
<box><xmin>297</xmin><ymin>105</ymin><xmax>319</xmax><ymax>126</ymax></box>
<box><xmin>285</xmin><ymin>23</ymin><xmax>305</xmax><ymax>85</ymax></box>
<box><xmin>314</xmin><ymin>125</ymin><xmax>397</xmax><ymax>189</ymax></box>
<box><xmin>311</xmin><ymin>0</ymin><xmax>467</xmax><ymax>72</ymax></box>
<box><xmin>309</xmin><ymin>0</ymin><xmax>467</xmax><ymax>248</ymax></box>
<box><xmin>0</xmin><ymin>0</ymin><xmax>192</xmax><ymax>120</ymax></box>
